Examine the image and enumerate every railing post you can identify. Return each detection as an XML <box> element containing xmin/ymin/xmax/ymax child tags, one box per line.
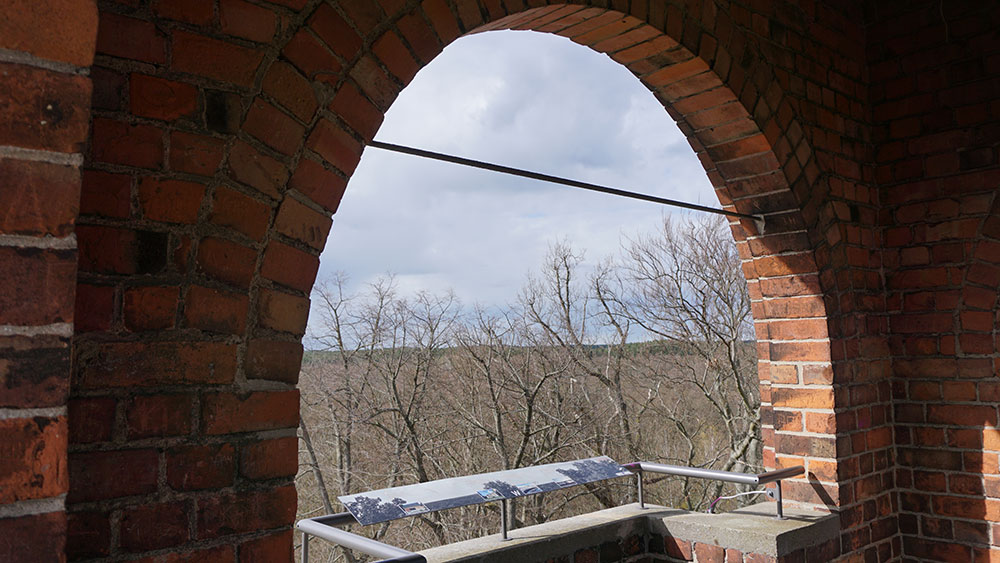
<box><xmin>637</xmin><ymin>470</ymin><xmax>645</xmax><ymax>509</ymax></box>
<box><xmin>302</xmin><ymin>532</ymin><xmax>309</xmax><ymax>563</ymax></box>
<box><xmin>500</xmin><ymin>499</ymin><xmax>510</xmax><ymax>540</ymax></box>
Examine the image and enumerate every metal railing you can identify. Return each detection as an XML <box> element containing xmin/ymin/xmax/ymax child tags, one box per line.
<box><xmin>623</xmin><ymin>462</ymin><xmax>805</xmax><ymax>519</ymax></box>
<box><xmin>296</xmin><ymin>460</ymin><xmax>805</xmax><ymax>562</ymax></box>
<box><xmin>297</xmin><ymin>512</ymin><xmax>426</xmax><ymax>563</ymax></box>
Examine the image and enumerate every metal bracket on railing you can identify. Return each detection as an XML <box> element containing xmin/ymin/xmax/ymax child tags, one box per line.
<box><xmin>297</xmin><ymin>513</ymin><xmax>427</xmax><ymax>563</ymax></box>
<box><xmin>624</xmin><ymin>462</ymin><xmax>803</xmax><ymax>519</ymax></box>
<box><xmin>765</xmin><ymin>480</ymin><xmax>784</xmax><ymax>519</ymax></box>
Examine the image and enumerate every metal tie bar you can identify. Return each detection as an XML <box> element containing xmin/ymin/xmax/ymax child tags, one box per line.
<box><xmin>367</xmin><ymin>140</ymin><xmax>765</xmax><ymax>231</ymax></box>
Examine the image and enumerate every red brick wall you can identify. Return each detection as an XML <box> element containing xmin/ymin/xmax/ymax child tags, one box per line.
<box><xmin>68</xmin><ymin>2</ymin><xmax>317</xmax><ymax>559</ymax></box>
<box><xmin>60</xmin><ymin>0</ymin><xmax>852</xmax><ymax>558</ymax></box>
<box><xmin>0</xmin><ymin>1</ymin><xmax>98</xmax><ymax>561</ymax></box>
<box><xmin>0</xmin><ymin>0</ymin><xmax>998</xmax><ymax>561</ymax></box>
<box><xmin>867</xmin><ymin>1</ymin><xmax>1000</xmax><ymax>560</ymax></box>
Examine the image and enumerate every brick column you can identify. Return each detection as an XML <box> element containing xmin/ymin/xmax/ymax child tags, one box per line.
<box><xmin>0</xmin><ymin>1</ymin><xmax>98</xmax><ymax>561</ymax></box>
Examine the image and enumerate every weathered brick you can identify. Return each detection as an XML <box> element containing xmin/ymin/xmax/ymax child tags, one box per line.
<box><xmin>0</xmin><ymin>62</ymin><xmax>92</xmax><ymax>154</ymax></box>
<box><xmin>309</xmin><ymin>4</ymin><xmax>362</xmax><ymax>60</ymax></box>
<box><xmin>241</xmin><ymin>436</ymin><xmax>298</xmax><ymax>479</ymax></box>
<box><xmin>166</xmin><ymin>443</ymin><xmax>236</xmax><ymax>490</ymax></box>
<box><xmin>139</xmin><ymin>178</ymin><xmax>206</xmax><ymax>224</ymax></box>
<box><xmin>201</xmin><ymin>390</ymin><xmax>299</xmax><ymax>434</ymax></box>
<box><xmin>172</xmin><ymin>31</ymin><xmax>266</xmax><ymax>87</ymax></box>
<box><xmin>154</xmin><ymin>0</ymin><xmax>213</xmax><ymax>25</ymax></box>
<box><xmin>239</xmin><ymin>530</ymin><xmax>293</xmax><ymax>563</ymax></box>
<box><xmin>69</xmin><ymin>396</ymin><xmax>115</xmax><ymax>443</ymax></box>
<box><xmin>221</xmin><ymin>0</ymin><xmax>279</xmax><ymax>43</ymax></box>
<box><xmin>0</xmin><ymin>246</ymin><xmax>76</xmax><ymax>326</ymax></box>
<box><xmin>169</xmin><ymin>131</ymin><xmax>226</xmax><ymax>176</ymax></box>
<box><xmin>805</xmin><ymin>411</ymin><xmax>837</xmax><ymax>434</ymax></box>
<box><xmin>67</xmin><ymin>448</ymin><xmax>158</xmax><ymax>502</ymax></box>
<box><xmin>288</xmin><ymin>158</ymin><xmax>348</xmax><ymax>213</ymax></box>
<box><xmin>184</xmin><ymin>285</ymin><xmax>249</xmax><ymax>335</ymax></box>
<box><xmin>0</xmin><ymin>334</ymin><xmax>70</xmax><ymax>408</ymax></box>
<box><xmin>257</xmin><ymin>289</ymin><xmax>310</xmax><ymax>335</ymax></box>
<box><xmin>771</xmin><ymin>387</ymin><xmax>834</xmax><ymax>409</ymax></box>
<box><xmin>96</xmin><ymin>12</ymin><xmax>166</xmax><ymax>63</ymax></box>
<box><xmin>0</xmin><ymin>512</ymin><xmax>67</xmax><ymax>563</ymax></box>
<box><xmin>244</xmin><ymin>339</ymin><xmax>303</xmax><ymax>383</ymax></box>
<box><xmin>260</xmin><ymin>241</ymin><xmax>320</xmax><ymax>292</ymax></box>
<box><xmin>197</xmin><ymin>486</ymin><xmax>297</xmax><ymax>538</ymax></box>
<box><xmin>330</xmin><ymin>81</ymin><xmax>384</xmax><ymax>141</ymax></box>
<box><xmin>90</xmin><ymin>118</ymin><xmax>164</xmax><ymax>169</ymax></box>
<box><xmin>209</xmin><ymin>186</ymin><xmax>272</xmax><ymax>241</ymax></box>
<box><xmin>349</xmin><ymin>55</ymin><xmax>400</xmax><ymax>111</ymax></box>
<box><xmin>67</xmin><ymin>511</ymin><xmax>111</xmax><ymax>559</ymax></box>
<box><xmin>262</xmin><ymin>61</ymin><xmax>318</xmax><ymax>122</ymax></box>
<box><xmin>228</xmin><ymin>140</ymin><xmax>289</xmax><ymax>199</ymax></box>
<box><xmin>373</xmin><ymin>30</ymin><xmax>420</xmax><ymax>83</ymax></box>
<box><xmin>75</xmin><ymin>340</ymin><xmax>237</xmax><ymax>388</ymax></box>
<box><xmin>274</xmin><ymin>197</ymin><xmax>332</xmax><ymax>249</ymax></box>
<box><xmin>77</xmin><ymin>226</ymin><xmax>169</xmax><ymax>275</ymax></box>
<box><xmin>130</xmin><ymin>74</ymin><xmax>199</xmax><ymax>121</ymax></box>
<box><xmin>196</xmin><ymin>236</ymin><xmax>258</xmax><ymax>288</ymax></box>
<box><xmin>0</xmin><ymin>417</ymin><xmax>68</xmax><ymax>503</ymax></box>
<box><xmin>773</xmin><ymin>409</ymin><xmax>802</xmax><ymax>432</ymax></box>
<box><xmin>123</xmin><ymin>285</ymin><xmax>179</xmax><ymax>331</ymax></box>
<box><xmin>243</xmin><ymin>99</ymin><xmax>306</xmax><ymax>155</ymax></box>
<box><xmin>397</xmin><ymin>10</ymin><xmax>443</xmax><ymax>64</ymax></box>
<box><xmin>664</xmin><ymin>535</ymin><xmax>692</xmax><ymax>560</ymax></box>
<box><xmin>0</xmin><ymin>159</ymin><xmax>79</xmax><ymax>236</ymax></box>
<box><xmin>80</xmin><ymin>169</ymin><xmax>131</xmax><ymax>219</ymax></box>
<box><xmin>342</xmin><ymin>0</ymin><xmax>386</xmax><ymax>34</ymax></box>
<box><xmin>120</xmin><ymin>501</ymin><xmax>189</xmax><ymax>552</ymax></box>
<box><xmin>2</xmin><ymin>0</ymin><xmax>98</xmax><ymax>66</ymax></box>
<box><xmin>591</xmin><ymin>23</ymin><xmax>660</xmax><ymax>54</ymax></box>
<box><xmin>91</xmin><ymin>65</ymin><xmax>125</xmax><ymax>110</ymax></box>
<box><xmin>306</xmin><ymin>119</ymin><xmax>363</xmax><ymax>175</ymax></box>
<box><xmin>127</xmin><ymin>394</ymin><xmax>193</xmax><ymax>438</ymax></box>
<box><xmin>422</xmin><ymin>0</ymin><xmax>461</xmax><ymax>43</ymax></box>
<box><xmin>927</xmin><ymin>405</ymin><xmax>997</xmax><ymax>427</ymax></box>
<box><xmin>74</xmin><ymin>283</ymin><xmax>115</xmax><ymax>334</ymax></box>
<box><xmin>694</xmin><ymin>542</ymin><xmax>725</xmax><ymax>563</ymax></box>
<box><xmin>282</xmin><ymin>29</ymin><xmax>342</xmax><ymax>82</ymax></box>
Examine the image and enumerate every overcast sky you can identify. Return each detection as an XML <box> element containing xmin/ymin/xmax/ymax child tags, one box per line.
<box><xmin>311</xmin><ymin>30</ymin><xmax>716</xmax><ymax>331</ymax></box>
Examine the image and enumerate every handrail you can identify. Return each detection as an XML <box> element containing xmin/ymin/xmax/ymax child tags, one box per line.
<box><xmin>623</xmin><ymin>462</ymin><xmax>805</xmax><ymax>519</ymax></box>
<box><xmin>296</xmin><ymin>459</ymin><xmax>806</xmax><ymax>561</ymax></box>
<box><xmin>296</xmin><ymin>512</ymin><xmax>426</xmax><ymax>563</ymax></box>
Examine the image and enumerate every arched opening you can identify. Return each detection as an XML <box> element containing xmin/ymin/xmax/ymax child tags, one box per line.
<box><xmin>65</xmin><ymin>1</ymin><xmax>847</xmax><ymax>561</ymax></box>
<box><xmin>9</xmin><ymin>1</ymin><xmax>1000</xmax><ymax>562</ymax></box>
<box><xmin>297</xmin><ymin>27</ymin><xmax>764</xmax><ymax>556</ymax></box>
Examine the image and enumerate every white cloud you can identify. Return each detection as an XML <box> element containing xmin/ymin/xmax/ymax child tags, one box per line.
<box><xmin>312</xmin><ymin>30</ymin><xmax>716</xmax><ymax>337</ymax></box>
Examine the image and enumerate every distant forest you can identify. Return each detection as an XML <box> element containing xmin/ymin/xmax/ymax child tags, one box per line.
<box><xmin>296</xmin><ymin>216</ymin><xmax>761</xmax><ymax>561</ymax></box>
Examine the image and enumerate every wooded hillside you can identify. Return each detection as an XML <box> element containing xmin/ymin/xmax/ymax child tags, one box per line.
<box><xmin>296</xmin><ymin>217</ymin><xmax>761</xmax><ymax>561</ymax></box>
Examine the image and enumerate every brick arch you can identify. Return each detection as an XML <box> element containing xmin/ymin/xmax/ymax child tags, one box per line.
<box><xmin>61</xmin><ymin>1</ymin><xmax>858</xmax><ymax>562</ymax></box>
<box><xmin>316</xmin><ymin>0</ymin><xmax>844</xmax><ymax>506</ymax></box>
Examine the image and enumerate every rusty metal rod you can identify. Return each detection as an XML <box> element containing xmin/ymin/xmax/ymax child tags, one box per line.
<box><xmin>367</xmin><ymin>140</ymin><xmax>764</xmax><ymax>224</ymax></box>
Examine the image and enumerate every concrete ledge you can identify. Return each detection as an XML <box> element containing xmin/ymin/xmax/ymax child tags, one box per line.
<box><xmin>652</xmin><ymin>503</ymin><xmax>839</xmax><ymax>557</ymax></box>
<box><xmin>418</xmin><ymin>503</ymin><xmax>838</xmax><ymax>562</ymax></box>
<box><xmin>420</xmin><ymin>504</ymin><xmax>658</xmax><ymax>563</ymax></box>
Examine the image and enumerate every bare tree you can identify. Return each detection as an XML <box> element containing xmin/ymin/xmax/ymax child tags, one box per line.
<box><xmin>296</xmin><ymin>216</ymin><xmax>760</xmax><ymax>558</ymax></box>
<box><xmin>594</xmin><ymin>215</ymin><xmax>760</xmax><ymax>509</ymax></box>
